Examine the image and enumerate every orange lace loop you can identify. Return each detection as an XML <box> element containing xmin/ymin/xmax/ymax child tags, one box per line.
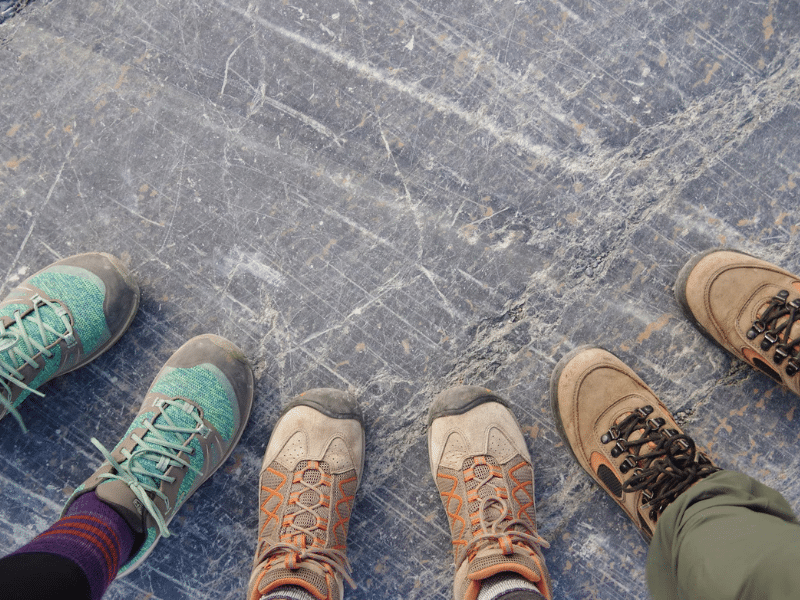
<box><xmin>462</xmin><ymin>495</ymin><xmax>550</xmax><ymax>565</ymax></box>
<box><xmin>256</xmin><ymin>459</ymin><xmax>357</xmax><ymax>591</ymax></box>
<box><xmin>460</xmin><ymin>467</ymin><xmax>550</xmax><ymax>569</ymax></box>
<box><xmin>261</xmin><ymin>542</ymin><xmax>356</xmax><ymax>589</ymax></box>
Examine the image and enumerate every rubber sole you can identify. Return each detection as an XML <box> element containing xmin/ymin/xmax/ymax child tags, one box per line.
<box><xmin>427</xmin><ymin>385</ymin><xmax>509</xmax><ymax>426</ymax></box>
<box><xmin>281</xmin><ymin>388</ymin><xmax>363</xmax><ymax>423</ymax></box>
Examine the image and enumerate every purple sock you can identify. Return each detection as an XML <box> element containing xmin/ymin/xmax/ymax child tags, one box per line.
<box><xmin>10</xmin><ymin>491</ymin><xmax>135</xmax><ymax>600</ymax></box>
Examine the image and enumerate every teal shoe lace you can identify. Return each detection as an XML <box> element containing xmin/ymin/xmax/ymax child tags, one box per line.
<box><xmin>0</xmin><ymin>294</ymin><xmax>75</xmax><ymax>432</ymax></box>
<box><xmin>90</xmin><ymin>397</ymin><xmax>209</xmax><ymax>537</ymax></box>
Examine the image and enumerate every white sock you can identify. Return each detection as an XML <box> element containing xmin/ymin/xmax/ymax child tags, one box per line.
<box><xmin>262</xmin><ymin>586</ymin><xmax>318</xmax><ymax>600</ymax></box>
<box><xmin>476</xmin><ymin>573</ymin><xmax>544</xmax><ymax>600</ymax></box>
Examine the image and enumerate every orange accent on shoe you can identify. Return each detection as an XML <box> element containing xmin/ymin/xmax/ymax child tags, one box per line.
<box><xmin>508</xmin><ymin>461</ymin><xmax>535</xmax><ymax>521</ymax></box>
<box><xmin>742</xmin><ymin>347</ymin><xmax>762</xmax><ymax>364</ymax></box>
<box><xmin>438</xmin><ymin>472</ymin><xmax>468</xmax><ymax>552</ymax></box>
<box><xmin>259</xmin><ymin>467</ymin><xmax>287</xmax><ymax>536</ymax></box>
<box><xmin>590</xmin><ymin>451</ymin><xmax>615</xmax><ymax>478</ymax></box>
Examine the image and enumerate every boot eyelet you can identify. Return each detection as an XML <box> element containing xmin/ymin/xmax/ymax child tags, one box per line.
<box><xmin>787</xmin><ymin>359</ymin><xmax>800</xmax><ymax>377</ymax></box>
<box><xmin>774</xmin><ymin>345</ymin><xmax>790</xmax><ymax>364</ymax></box>
<box><xmin>761</xmin><ymin>332</ymin><xmax>779</xmax><ymax>350</ymax></box>
<box><xmin>601</xmin><ymin>426</ymin><xmax>619</xmax><ymax>443</ymax></box>
<box><xmin>748</xmin><ymin>321</ymin><xmax>766</xmax><ymax>339</ymax></box>
<box><xmin>619</xmin><ymin>457</ymin><xmax>636</xmax><ymax>474</ymax></box>
<box><xmin>611</xmin><ymin>441</ymin><xmax>626</xmax><ymax>458</ymax></box>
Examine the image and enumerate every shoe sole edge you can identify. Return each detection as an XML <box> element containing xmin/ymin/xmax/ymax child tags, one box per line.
<box><xmin>427</xmin><ymin>385</ymin><xmax>509</xmax><ymax>426</ymax></box>
<box><xmin>280</xmin><ymin>388</ymin><xmax>363</xmax><ymax>423</ymax></box>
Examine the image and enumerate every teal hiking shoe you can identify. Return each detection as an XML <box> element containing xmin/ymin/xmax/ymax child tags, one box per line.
<box><xmin>0</xmin><ymin>252</ymin><xmax>139</xmax><ymax>431</ymax></box>
<box><xmin>62</xmin><ymin>334</ymin><xmax>255</xmax><ymax>576</ymax></box>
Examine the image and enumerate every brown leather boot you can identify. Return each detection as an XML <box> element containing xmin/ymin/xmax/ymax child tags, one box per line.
<box><xmin>550</xmin><ymin>347</ymin><xmax>719</xmax><ymax>541</ymax></box>
<box><xmin>676</xmin><ymin>248</ymin><xmax>800</xmax><ymax>393</ymax></box>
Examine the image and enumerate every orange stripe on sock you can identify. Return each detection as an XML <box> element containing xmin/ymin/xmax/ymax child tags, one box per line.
<box><xmin>39</xmin><ymin>520</ymin><xmax>118</xmax><ymax>581</ymax></box>
<box><xmin>56</xmin><ymin>516</ymin><xmax>120</xmax><ymax>567</ymax></box>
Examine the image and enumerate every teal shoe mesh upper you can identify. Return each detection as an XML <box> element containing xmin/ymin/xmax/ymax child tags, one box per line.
<box><xmin>0</xmin><ymin>267</ymin><xmax>111</xmax><ymax>430</ymax></box>
<box><xmin>0</xmin><ymin>301</ymin><xmax>64</xmax><ymax>409</ymax></box>
<box><xmin>57</xmin><ymin>335</ymin><xmax>250</xmax><ymax>577</ymax></box>
<box><xmin>84</xmin><ymin>364</ymin><xmax>236</xmax><ymax>543</ymax></box>
<box><xmin>150</xmin><ymin>364</ymin><xmax>236</xmax><ymax>441</ymax></box>
<box><xmin>28</xmin><ymin>267</ymin><xmax>111</xmax><ymax>354</ymax></box>
<box><xmin>112</xmin><ymin>406</ymin><xmax>206</xmax><ymax>510</ymax></box>
<box><xmin>0</xmin><ymin>268</ymin><xmax>110</xmax><ymax>409</ymax></box>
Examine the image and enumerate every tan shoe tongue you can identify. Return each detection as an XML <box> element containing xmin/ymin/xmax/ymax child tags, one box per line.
<box><xmin>467</xmin><ymin>546</ymin><xmax>543</xmax><ymax>583</ymax></box>
<box><xmin>95</xmin><ymin>480</ymin><xmax>147</xmax><ymax>533</ymax></box>
<box><xmin>462</xmin><ymin>548</ymin><xmax>545</xmax><ymax>600</ymax></box>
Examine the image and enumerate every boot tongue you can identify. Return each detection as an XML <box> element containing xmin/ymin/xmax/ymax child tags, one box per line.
<box><xmin>467</xmin><ymin>546</ymin><xmax>543</xmax><ymax>584</ymax></box>
<box><xmin>95</xmin><ymin>479</ymin><xmax>147</xmax><ymax>534</ymax></box>
<box><xmin>461</xmin><ymin>547</ymin><xmax>545</xmax><ymax>600</ymax></box>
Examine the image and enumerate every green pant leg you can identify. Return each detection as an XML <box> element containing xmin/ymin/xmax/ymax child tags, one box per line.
<box><xmin>646</xmin><ymin>470</ymin><xmax>800</xmax><ymax>600</ymax></box>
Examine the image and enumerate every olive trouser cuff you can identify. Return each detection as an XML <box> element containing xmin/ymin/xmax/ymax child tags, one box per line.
<box><xmin>647</xmin><ymin>469</ymin><xmax>800</xmax><ymax>600</ymax></box>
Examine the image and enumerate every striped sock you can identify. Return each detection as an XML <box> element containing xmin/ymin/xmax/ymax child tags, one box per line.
<box><xmin>9</xmin><ymin>491</ymin><xmax>135</xmax><ymax>600</ymax></box>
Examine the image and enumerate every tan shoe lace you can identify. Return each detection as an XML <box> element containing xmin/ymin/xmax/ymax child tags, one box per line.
<box><xmin>256</xmin><ymin>460</ymin><xmax>356</xmax><ymax>592</ymax></box>
<box><xmin>460</xmin><ymin>457</ymin><xmax>549</xmax><ymax>569</ymax></box>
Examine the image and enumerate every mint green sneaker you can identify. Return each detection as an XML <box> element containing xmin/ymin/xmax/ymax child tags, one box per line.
<box><xmin>62</xmin><ymin>334</ymin><xmax>255</xmax><ymax>576</ymax></box>
<box><xmin>0</xmin><ymin>252</ymin><xmax>139</xmax><ymax>431</ymax></box>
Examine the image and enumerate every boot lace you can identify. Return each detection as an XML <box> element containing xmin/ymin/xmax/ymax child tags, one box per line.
<box><xmin>0</xmin><ymin>294</ymin><xmax>76</xmax><ymax>432</ymax></box>
<box><xmin>747</xmin><ymin>290</ymin><xmax>800</xmax><ymax>376</ymax></box>
<box><xmin>90</xmin><ymin>397</ymin><xmax>208</xmax><ymax>537</ymax></box>
<box><xmin>602</xmin><ymin>406</ymin><xmax>719</xmax><ymax>521</ymax></box>
<box><xmin>257</xmin><ymin>460</ymin><xmax>355</xmax><ymax>591</ymax></box>
<box><xmin>460</xmin><ymin>457</ymin><xmax>549</xmax><ymax>569</ymax></box>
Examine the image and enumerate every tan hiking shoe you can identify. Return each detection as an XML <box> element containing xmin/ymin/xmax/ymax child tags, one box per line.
<box><xmin>550</xmin><ymin>346</ymin><xmax>719</xmax><ymax>541</ymax></box>
<box><xmin>428</xmin><ymin>386</ymin><xmax>552</xmax><ymax>600</ymax></box>
<box><xmin>248</xmin><ymin>389</ymin><xmax>364</xmax><ymax>600</ymax></box>
<box><xmin>676</xmin><ymin>248</ymin><xmax>800</xmax><ymax>394</ymax></box>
